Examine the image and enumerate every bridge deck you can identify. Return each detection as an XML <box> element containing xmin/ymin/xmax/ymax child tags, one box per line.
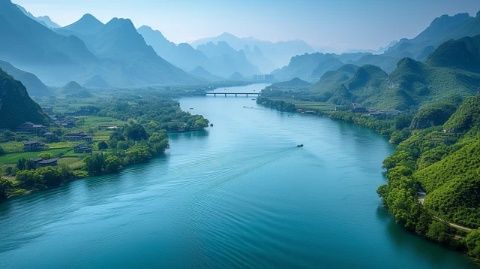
<box><xmin>205</xmin><ymin>92</ymin><xmax>260</xmax><ymax>96</ymax></box>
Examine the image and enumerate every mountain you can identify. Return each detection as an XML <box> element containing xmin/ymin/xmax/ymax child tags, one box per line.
<box><xmin>273</xmin><ymin>11</ymin><xmax>480</xmax><ymax>76</ymax></box>
<box><xmin>196</xmin><ymin>41</ymin><xmax>259</xmax><ymax>78</ymax></box>
<box><xmin>0</xmin><ymin>60</ymin><xmax>51</xmax><ymax>97</ymax></box>
<box><xmin>35</xmin><ymin>16</ymin><xmax>60</xmax><ymax>29</ymax></box>
<box><xmin>62</xmin><ymin>81</ymin><xmax>92</xmax><ymax>98</ymax></box>
<box><xmin>384</xmin><ymin>12</ymin><xmax>480</xmax><ymax>62</ymax></box>
<box><xmin>83</xmin><ymin>75</ymin><xmax>110</xmax><ymax>89</ymax></box>
<box><xmin>0</xmin><ymin>68</ymin><xmax>49</xmax><ymax>129</ymax></box>
<box><xmin>427</xmin><ymin>35</ymin><xmax>480</xmax><ymax>72</ymax></box>
<box><xmin>137</xmin><ymin>26</ymin><xmax>207</xmax><ymax>71</ymax></box>
<box><xmin>267</xmin><ymin>78</ymin><xmax>311</xmax><ymax>92</ymax></box>
<box><xmin>444</xmin><ymin>94</ymin><xmax>480</xmax><ymax>133</ymax></box>
<box><xmin>59</xmin><ymin>15</ymin><xmax>198</xmax><ymax>86</ymax></box>
<box><xmin>189</xmin><ymin>66</ymin><xmax>223</xmax><ymax>82</ymax></box>
<box><xmin>192</xmin><ymin>32</ymin><xmax>314</xmax><ymax>73</ymax></box>
<box><xmin>62</xmin><ymin>81</ymin><xmax>83</xmax><ymax>91</ymax></box>
<box><xmin>272</xmin><ymin>53</ymin><xmax>344</xmax><ymax>82</ymax></box>
<box><xmin>0</xmin><ymin>0</ymin><xmax>97</xmax><ymax>85</ymax></box>
<box><xmin>16</xmin><ymin>4</ymin><xmax>60</xmax><ymax>29</ymax></box>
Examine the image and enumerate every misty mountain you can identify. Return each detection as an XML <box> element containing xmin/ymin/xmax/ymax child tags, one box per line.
<box><xmin>385</xmin><ymin>12</ymin><xmax>480</xmax><ymax>61</ymax></box>
<box><xmin>16</xmin><ymin>4</ymin><xmax>60</xmax><ymax>29</ymax></box>
<box><xmin>273</xmin><ymin>11</ymin><xmax>480</xmax><ymax>77</ymax></box>
<box><xmin>0</xmin><ymin>60</ymin><xmax>51</xmax><ymax>97</ymax></box>
<box><xmin>189</xmin><ymin>66</ymin><xmax>223</xmax><ymax>82</ymax></box>
<box><xmin>0</xmin><ymin>68</ymin><xmax>49</xmax><ymax>129</ymax></box>
<box><xmin>272</xmin><ymin>53</ymin><xmax>344</xmax><ymax>82</ymax></box>
<box><xmin>309</xmin><ymin>42</ymin><xmax>480</xmax><ymax>111</ymax></box>
<box><xmin>192</xmin><ymin>32</ymin><xmax>314</xmax><ymax>73</ymax></box>
<box><xmin>196</xmin><ymin>41</ymin><xmax>259</xmax><ymax>78</ymax></box>
<box><xmin>83</xmin><ymin>75</ymin><xmax>110</xmax><ymax>89</ymax></box>
<box><xmin>59</xmin><ymin>14</ymin><xmax>199</xmax><ymax>86</ymax></box>
<box><xmin>0</xmin><ymin>0</ymin><xmax>97</xmax><ymax>85</ymax></box>
<box><xmin>137</xmin><ymin>26</ymin><xmax>207</xmax><ymax>72</ymax></box>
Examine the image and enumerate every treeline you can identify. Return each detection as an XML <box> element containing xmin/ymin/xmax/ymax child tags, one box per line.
<box><xmin>85</xmin><ymin>122</ymin><xmax>169</xmax><ymax>175</ymax></box>
<box><xmin>256</xmin><ymin>97</ymin><xmax>296</xmax><ymax>112</ymax></box>
<box><xmin>98</xmin><ymin>95</ymin><xmax>209</xmax><ymax>132</ymax></box>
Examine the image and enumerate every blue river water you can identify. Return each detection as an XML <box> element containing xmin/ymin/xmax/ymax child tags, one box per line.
<box><xmin>0</xmin><ymin>84</ymin><xmax>477</xmax><ymax>268</ymax></box>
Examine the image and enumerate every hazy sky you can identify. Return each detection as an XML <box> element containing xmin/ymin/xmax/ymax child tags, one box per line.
<box><xmin>13</xmin><ymin>0</ymin><xmax>480</xmax><ymax>52</ymax></box>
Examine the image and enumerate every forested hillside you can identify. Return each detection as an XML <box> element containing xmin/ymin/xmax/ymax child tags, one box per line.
<box><xmin>0</xmin><ymin>69</ymin><xmax>49</xmax><ymax>128</ymax></box>
<box><xmin>379</xmin><ymin>95</ymin><xmax>480</xmax><ymax>258</ymax></box>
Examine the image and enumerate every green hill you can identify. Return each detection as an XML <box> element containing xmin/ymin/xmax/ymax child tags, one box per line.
<box><xmin>427</xmin><ymin>35</ymin><xmax>480</xmax><ymax>72</ymax></box>
<box><xmin>0</xmin><ymin>68</ymin><xmax>49</xmax><ymax>129</ymax></box>
<box><xmin>305</xmin><ymin>36</ymin><xmax>480</xmax><ymax>111</ymax></box>
<box><xmin>380</xmin><ymin>94</ymin><xmax>480</xmax><ymax>242</ymax></box>
<box><xmin>443</xmin><ymin>95</ymin><xmax>480</xmax><ymax>133</ymax></box>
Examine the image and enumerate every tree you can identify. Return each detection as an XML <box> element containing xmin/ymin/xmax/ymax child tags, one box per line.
<box><xmin>16</xmin><ymin>158</ymin><xmax>27</xmax><ymax>170</ymax></box>
<box><xmin>16</xmin><ymin>170</ymin><xmax>42</xmax><ymax>188</ymax></box>
<box><xmin>105</xmin><ymin>155</ymin><xmax>122</xmax><ymax>173</ymax></box>
<box><xmin>426</xmin><ymin>221</ymin><xmax>450</xmax><ymax>243</ymax></box>
<box><xmin>17</xmin><ymin>158</ymin><xmax>37</xmax><ymax>170</ymax></box>
<box><xmin>125</xmin><ymin>144</ymin><xmax>152</xmax><ymax>164</ymax></box>
<box><xmin>0</xmin><ymin>179</ymin><xmax>11</xmax><ymax>201</ymax></box>
<box><xmin>97</xmin><ymin>141</ymin><xmax>108</xmax><ymax>150</ymax></box>
<box><xmin>124</xmin><ymin>123</ymin><xmax>148</xmax><ymax>141</ymax></box>
<box><xmin>85</xmin><ymin>153</ymin><xmax>106</xmax><ymax>175</ymax></box>
<box><xmin>0</xmin><ymin>145</ymin><xmax>5</xmax><ymax>156</ymax></box>
<box><xmin>466</xmin><ymin>229</ymin><xmax>480</xmax><ymax>258</ymax></box>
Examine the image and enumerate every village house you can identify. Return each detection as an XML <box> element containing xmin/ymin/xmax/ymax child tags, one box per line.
<box><xmin>64</xmin><ymin>132</ymin><xmax>93</xmax><ymax>143</ymax></box>
<box><xmin>30</xmin><ymin>158</ymin><xmax>58</xmax><ymax>168</ymax></box>
<box><xmin>74</xmin><ymin>144</ymin><xmax>92</xmax><ymax>154</ymax></box>
<box><xmin>23</xmin><ymin>141</ymin><xmax>46</xmax><ymax>152</ymax></box>
<box><xmin>16</xmin><ymin>122</ymin><xmax>48</xmax><ymax>135</ymax></box>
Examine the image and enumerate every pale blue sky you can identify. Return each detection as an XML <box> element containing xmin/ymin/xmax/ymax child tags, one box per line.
<box><xmin>13</xmin><ymin>0</ymin><xmax>480</xmax><ymax>52</ymax></box>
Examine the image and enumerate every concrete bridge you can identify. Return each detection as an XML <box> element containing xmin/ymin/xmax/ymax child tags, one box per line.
<box><xmin>205</xmin><ymin>92</ymin><xmax>260</xmax><ymax>97</ymax></box>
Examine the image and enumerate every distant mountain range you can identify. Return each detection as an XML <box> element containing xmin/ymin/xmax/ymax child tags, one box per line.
<box><xmin>273</xmin><ymin>34</ymin><xmax>480</xmax><ymax>111</ymax></box>
<box><xmin>273</xmin><ymin>11</ymin><xmax>480</xmax><ymax>82</ymax></box>
<box><xmin>0</xmin><ymin>1</ymin><xmax>198</xmax><ymax>87</ymax></box>
<box><xmin>0</xmin><ymin>68</ymin><xmax>49</xmax><ymax>129</ymax></box>
<box><xmin>191</xmin><ymin>32</ymin><xmax>314</xmax><ymax>73</ymax></box>
<box><xmin>0</xmin><ymin>0</ymin><xmax>96</xmax><ymax>86</ymax></box>
<box><xmin>58</xmin><ymin>14</ymin><xmax>198</xmax><ymax>87</ymax></box>
<box><xmin>137</xmin><ymin>26</ymin><xmax>207</xmax><ymax>72</ymax></box>
<box><xmin>16</xmin><ymin>4</ymin><xmax>60</xmax><ymax>29</ymax></box>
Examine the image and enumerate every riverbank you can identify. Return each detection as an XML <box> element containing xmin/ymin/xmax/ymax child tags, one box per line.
<box><xmin>257</xmin><ymin>94</ymin><xmax>480</xmax><ymax>262</ymax></box>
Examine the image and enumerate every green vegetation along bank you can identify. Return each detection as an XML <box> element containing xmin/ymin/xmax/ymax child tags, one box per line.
<box><xmin>0</xmin><ymin>91</ymin><xmax>209</xmax><ymax>201</ymax></box>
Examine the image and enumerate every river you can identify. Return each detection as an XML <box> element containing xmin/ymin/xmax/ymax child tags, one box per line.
<box><xmin>0</xmin><ymin>83</ymin><xmax>477</xmax><ymax>268</ymax></box>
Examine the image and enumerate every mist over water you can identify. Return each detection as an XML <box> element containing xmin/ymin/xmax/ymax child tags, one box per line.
<box><xmin>0</xmin><ymin>84</ymin><xmax>477</xmax><ymax>269</ymax></box>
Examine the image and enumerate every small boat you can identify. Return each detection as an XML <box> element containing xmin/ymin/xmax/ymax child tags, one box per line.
<box><xmin>189</xmin><ymin>107</ymin><xmax>194</xmax><ymax>110</ymax></box>
<box><xmin>297</xmin><ymin>144</ymin><xmax>304</xmax><ymax>148</ymax></box>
